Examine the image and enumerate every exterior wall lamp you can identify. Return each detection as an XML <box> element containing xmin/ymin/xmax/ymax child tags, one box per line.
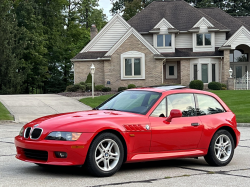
<box><xmin>229</xmin><ymin>67</ymin><xmax>233</xmax><ymax>78</ymax></box>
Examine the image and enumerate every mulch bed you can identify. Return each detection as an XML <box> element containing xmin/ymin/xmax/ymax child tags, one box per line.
<box><xmin>57</xmin><ymin>91</ymin><xmax>118</xmax><ymax>97</ymax></box>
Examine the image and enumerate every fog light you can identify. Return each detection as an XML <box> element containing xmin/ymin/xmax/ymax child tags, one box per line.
<box><xmin>55</xmin><ymin>152</ymin><xmax>67</xmax><ymax>158</ymax></box>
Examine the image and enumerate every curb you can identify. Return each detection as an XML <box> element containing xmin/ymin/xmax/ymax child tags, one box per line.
<box><xmin>237</xmin><ymin>123</ymin><xmax>250</xmax><ymax>127</ymax></box>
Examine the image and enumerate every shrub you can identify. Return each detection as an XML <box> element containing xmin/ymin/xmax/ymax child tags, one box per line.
<box><xmin>208</xmin><ymin>82</ymin><xmax>222</xmax><ymax>90</ymax></box>
<box><xmin>85</xmin><ymin>73</ymin><xmax>92</xmax><ymax>83</ymax></box>
<box><xmin>79</xmin><ymin>82</ymin><xmax>85</xmax><ymax>85</ymax></box>
<box><xmin>102</xmin><ymin>87</ymin><xmax>111</xmax><ymax>92</ymax></box>
<box><xmin>79</xmin><ymin>84</ymin><xmax>86</xmax><ymax>92</ymax></box>
<box><xmin>221</xmin><ymin>83</ymin><xmax>227</xmax><ymax>88</ymax></box>
<box><xmin>66</xmin><ymin>85</ymin><xmax>79</xmax><ymax>92</ymax></box>
<box><xmin>85</xmin><ymin>83</ymin><xmax>92</xmax><ymax>91</ymax></box>
<box><xmin>221</xmin><ymin>87</ymin><xmax>227</xmax><ymax>90</ymax></box>
<box><xmin>95</xmin><ymin>85</ymin><xmax>105</xmax><ymax>91</ymax></box>
<box><xmin>118</xmin><ymin>87</ymin><xmax>127</xmax><ymax>92</ymax></box>
<box><xmin>128</xmin><ymin>84</ymin><xmax>136</xmax><ymax>89</ymax></box>
<box><xmin>189</xmin><ymin>80</ymin><xmax>204</xmax><ymax>90</ymax></box>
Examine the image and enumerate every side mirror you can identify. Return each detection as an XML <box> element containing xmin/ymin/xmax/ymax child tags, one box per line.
<box><xmin>165</xmin><ymin>109</ymin><xmax>182</xmax><ymax>122</ymax></box>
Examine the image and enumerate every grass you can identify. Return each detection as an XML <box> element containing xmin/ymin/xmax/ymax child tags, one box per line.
<box><xmin>210</xmin><ymin>90</ymin><xmax>250</xmax><ymax>123</ymax></box>
<box><xmin>0</xmin><ymin>102</ymin><xmax>13</xmax><ymax>120</ymax></box>
<box><xmin>79</xmin><ymin>90</ymin><xmax>250</xmax><ymax>123</ymax></box>
<box><xmin>79</xmin><ymin>94</ymin><xmax>114</xmax><ymax>108</ymax></box>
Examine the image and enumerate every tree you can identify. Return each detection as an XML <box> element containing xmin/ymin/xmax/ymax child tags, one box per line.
<box><xmin>14</xmin><ymin>0</ymin><xmax>49</xmax><ymax>94</ymax></box>
<box><xmin>0</xmin><ymin>0</ymin><xmax>26</xmax><ymax>94</ymax></box>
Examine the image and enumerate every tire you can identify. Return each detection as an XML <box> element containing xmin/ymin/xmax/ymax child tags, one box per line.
<box><xmin>204</xmin><ymin>129</ymin><xmax>235</xmax><ymax>166</ymax></box>
<box><xmin>85</xmin><ymin>132</ymin><xmax>124</xmax><ymax>177</ymax></box>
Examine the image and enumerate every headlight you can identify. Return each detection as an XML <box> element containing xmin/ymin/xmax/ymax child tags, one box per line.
<box><xmin>45</xmin><ymin>132</ymin><xmax>82</xmax><ymax>141</ymax></box>
<box><xmin>19</xmin><ymin>127</ymin><xmax>24</xmax><ymax>137</ymax></box>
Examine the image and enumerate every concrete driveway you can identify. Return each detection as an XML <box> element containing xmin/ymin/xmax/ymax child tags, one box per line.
<box><xmin>0</xmin><ymin>94</ymin><xmax>91</xmax><ymax>123</ymax></box>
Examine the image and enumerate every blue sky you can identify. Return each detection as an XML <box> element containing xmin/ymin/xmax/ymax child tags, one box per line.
<box><xmin>98</xmin><ymin>0</ymin><xmax>113</xmax><ymax>20</ymax></box>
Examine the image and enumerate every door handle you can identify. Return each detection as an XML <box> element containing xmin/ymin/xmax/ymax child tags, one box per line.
<box><xmin>191</xmin><ymin>123</ymin><xmax>200</xmax><ymax>127</ymax></box>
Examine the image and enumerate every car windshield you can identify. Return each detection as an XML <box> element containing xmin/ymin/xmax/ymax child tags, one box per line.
<box><xmin>97</xmin><ymin>90</ymin><xmax>161</xmax><ymax>115</ymax></box>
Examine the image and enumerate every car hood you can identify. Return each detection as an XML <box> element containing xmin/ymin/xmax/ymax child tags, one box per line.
<box><xmin>25</xmin><ymin>110</ymin><xmax>145</xmax><ymax>132</ymax></box>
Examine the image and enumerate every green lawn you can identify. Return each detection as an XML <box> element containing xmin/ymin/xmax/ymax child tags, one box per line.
<box><xmin>80</xmin><ymin>91</ymin><xmax>250</xmax><ymax>123</ymax></box>
<box><xmin>210</xmin><ymin>90</ymin><xmax>250</xmax><ymax>123</ymax></box>
<box><xmin>0</xmin><ymin>102</ymin><xmax>13</xmax><ymax>120</ymax></box>
<box><xmin>80</xmin><ymin>94</ymin><xmax>114</xmax><ymax>108</ymax></box>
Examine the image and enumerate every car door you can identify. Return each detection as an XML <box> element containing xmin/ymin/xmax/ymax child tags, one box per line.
<box><xmin>149</xmin><ymin>93</ymin><xmax>204</xmax><ymax>152</ymax></box>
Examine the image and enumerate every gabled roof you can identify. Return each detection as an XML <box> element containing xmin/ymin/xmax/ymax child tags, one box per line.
<box><xmin>199</xmin><ymin>8</ymin><xmax>250</xmax><ymax>38</ymax></box>
<box><xmin>80</xmin><ymin>14</ymin><xmax>131</xmax><ymax>53</ymax></box>
<box><xmin>192</xmin><ymin>17</ymin><xmax>214</xmax><ymax>28</ymax></box>
<box><xmin>127</xmin><ymin>0</ymin><xmax>228</xmax><ymax>33</ymax></box>
<box><xmin>154</xmin><ymin>18</ymin><xmax>174</xmax><ymax>29</ymax></box>
<box><xmin>105</xmin><ymin>28</ymin><xmax>160</xmax><ymax>56</ymax></box>
<box><xmin>72</xmin><ymin>51</ymin><xmax>107</xmax><ymax>60</ymax></box>
<box><xmin>223</xmin><ymin>26</ymin><xmax>250</xmax><ymax>49</ymax></box>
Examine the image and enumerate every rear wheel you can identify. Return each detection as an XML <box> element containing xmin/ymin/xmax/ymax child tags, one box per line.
<box><xmin>85</xmin><ymin>132</ymin><xmax>124</xmax><ymax>177</ymax></box>
<box><xmin>204</xmin><ymin>130</ymin><xmax>234</xmax><ymax>166</ymax></box>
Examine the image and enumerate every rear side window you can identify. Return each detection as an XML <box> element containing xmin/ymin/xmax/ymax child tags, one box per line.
<box><xmin>196</xmin><ymin>94</ymin><xmax>225</xmax><ymax>115</ymax></box>
<box><xmin>167</xmin><ymin>94</ymin><xmax>196</xmax><ymax>117</ymax></box>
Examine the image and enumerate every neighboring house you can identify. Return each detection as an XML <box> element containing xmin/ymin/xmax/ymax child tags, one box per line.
<box><xmin>71</xmin><ymin>0</ymin><xmax>250</xmax><ymax>90</ymax></box>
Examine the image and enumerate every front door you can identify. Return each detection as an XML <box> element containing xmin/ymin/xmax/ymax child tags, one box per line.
<box><xmin>149</xmin><ymin>94</ymin><xmax>204</xmax><ymax>152</ymax></box>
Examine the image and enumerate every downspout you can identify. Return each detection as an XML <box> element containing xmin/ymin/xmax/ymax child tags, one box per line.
<box><xmin>162</xmin><ymin>60</ymin><xmax>164</xmax><ymax>84</ymax></box>
<box><xmin>220</xmin><ymin>57</ymin><xmax>222</xmax><ymax>83</ymax></box>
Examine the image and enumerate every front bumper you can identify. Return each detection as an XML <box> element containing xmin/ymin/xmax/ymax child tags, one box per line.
<box><xmin>235</xmin><ymin>128</ymin><xmax>240</xmax><ymax>147</ymax></box>
<box><xmin>15</xmin><ymin>133</ymin><xmax>96</xmax><ymax>166</ymax></box>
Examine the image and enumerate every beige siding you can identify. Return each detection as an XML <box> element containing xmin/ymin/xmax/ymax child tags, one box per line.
<box><xmin>231</xmin><ymin>33</ymin><xmax>250</xmax><ymax>49</ymax></box>
<box><xmin>176</xmin><ymin>34</ymin><xmax>192</xmax><ymax>48</ymax></box>
<box><xmin>143</xmin><ymin>34</ymin><xmax>153</xmax><ymax>45</ymax></box>
<box><xmin>89</xmin><ymin>20</ymin><xmax>128</xmax><ymax>51</ymax></box>
<box><xmin>215</xmin><ymin>32</ymin><xmax>227</xmax><ymax>47</ymax></box>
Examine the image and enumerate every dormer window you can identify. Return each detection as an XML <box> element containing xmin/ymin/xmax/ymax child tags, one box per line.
<box><xmin>157</xmin><ymin>34</ymin><xmax>172</xmax><ymax>47</ymax></box>
<box><xmin>196</xmin><ymin>33</ymin><xmax>211</xmax><ymax>46</ymax></box>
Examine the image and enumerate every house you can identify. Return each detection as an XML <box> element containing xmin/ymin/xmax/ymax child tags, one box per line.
<box><xmin>71</xmin><ymin>0</ymin><xmax>250</xmax><ymax>90</ymax></box>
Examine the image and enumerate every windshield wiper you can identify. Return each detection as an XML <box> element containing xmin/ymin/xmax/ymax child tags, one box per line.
<box><xmin>104</xmin><ymin>108</ymin><xmax>118</xmax><ymax>111</ymax></box>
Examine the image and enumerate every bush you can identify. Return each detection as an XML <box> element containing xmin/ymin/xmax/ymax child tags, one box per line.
<box><xmin>66</xmin><ymin>84</ymin><xmax>80</xmax><ymax>92</ymax></box>
<box><xmin>221</xmin><ymin>83</ymin><xmax>227</xmax><ymax>88</ymax></box>
<box><xmin>118</xmin><ymin>87</ymin><xmax>127</xmax><ymax>92</ymax></box>
<box><xmin>79</xmin><ymin>84</ymin><xmax>86</xmax><ymax>92</ymax></box>
<box><xmin>95</xmin><ymin>85</ymin><xmax>105</xmax><ymax>91</ymax></box>
<box><xmin>189</xmin><ymin>80</ymin><xmax>204</xmax><ymax>90</ymax></box>
<box><xmin>79</xmin><ymin>82</ymin><xmax>85</xmax><ymax>85</ymax></box>
<box><xmin>102</xmin><ymin>87</ymin><xmax>111</xmax><ymax>92</ymax></box>
<box><xmin>85</xmin><ymin>73</ymin><xmax>92</xmax><ymax>83</ymax></box>
<box><xmin>208</xmin><ymin>82</ymin><xmax>222</xmax><ymax>90</ymax></box>
<box><xmin>85</xmin><ymin>83</ymin><xmax>92</xmax><ymax>91</ymax></box>
<box><xmin>221</xmin><ymin>87</ymin><xmax>227</xmax><ymax>90</ymax></box>
<box><xmin>128</xmin><ymin>84</ymin><xmax>136</xmax><ymax>89</ymax></box>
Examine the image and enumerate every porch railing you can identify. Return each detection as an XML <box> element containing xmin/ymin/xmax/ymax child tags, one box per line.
<box><xmin>234</xmin><ymin>71</ymin><xmax>250</xmax><ymax>90</ymax></box>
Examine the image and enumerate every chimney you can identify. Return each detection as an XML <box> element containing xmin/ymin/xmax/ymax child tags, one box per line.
<box><xmin>90</xmin><ymin>24</ymin><xmax>98</xmax><ymax>40</ymax></box>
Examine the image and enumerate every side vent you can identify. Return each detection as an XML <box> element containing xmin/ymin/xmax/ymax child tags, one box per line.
<box><xmin>123</xmin><ymin>124</ymin><xmax>146</xmax><ymax>131</ymax></box>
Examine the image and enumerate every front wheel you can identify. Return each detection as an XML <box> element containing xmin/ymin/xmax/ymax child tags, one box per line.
<box><xmin>85</xmin><ymin>132</ymin><xmax>124</xmax><ymax>177</ymax></box>
<box><xmin>204</xmin><ymin>130</ymin><xmax>235</xmax><ymax>166</ymax></box>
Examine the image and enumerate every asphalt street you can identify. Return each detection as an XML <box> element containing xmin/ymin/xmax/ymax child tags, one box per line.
<box><xmin>0</xmin><ymin>122</ymin><xmax>249</xmax><ymax>187</ymax></box>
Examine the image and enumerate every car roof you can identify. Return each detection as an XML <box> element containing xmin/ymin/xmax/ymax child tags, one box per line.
<box><xmin>129</xmin><ymin>85</ymin><xmax>187</xmax><ymax>92</ymax></box>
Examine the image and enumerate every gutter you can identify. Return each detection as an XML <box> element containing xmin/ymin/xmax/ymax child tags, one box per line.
<box><xmin>71</xmin><ymin>57</ymin><xmax>111</xmax><ymax>62</ymax></box>
<box><xmin>154</xmin><ymin>56</ymin><xmax>224</xmax><ymax>59</ymax></box>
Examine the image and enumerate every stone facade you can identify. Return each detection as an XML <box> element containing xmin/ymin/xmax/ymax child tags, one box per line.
<box><xmin>74</xmin><ymin>61</ymin><xmax>105</xmax><ymax>85</ymax></box>
<box><xmin>180</xmin><ymin>59</ymin><xmax>190</xmax><ymax>86</ymax></box>
<box><xmin>103</xmin><ymin>34</ymin><xmax>163</xmax><ymax>90</ymax></box>
<box><xmin>221</xmin><ymin>49</ymin><xmax>230</xmax><ymax>85</ymax></box>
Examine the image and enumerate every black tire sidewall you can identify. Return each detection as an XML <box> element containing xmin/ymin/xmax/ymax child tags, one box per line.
<box><xmin>208</xmin><ymin>130</ymin><xmax>235</xmax><ymax>166</ymax></box>
<box><xmin>86</xmin><ymin>132</ymin><xmax>124</xmax><ymax>177</ymax></box>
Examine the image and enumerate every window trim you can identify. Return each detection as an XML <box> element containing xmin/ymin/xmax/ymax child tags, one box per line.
<box><xmin>196</xmin><ymin>33</ymin><xmax>212</xmax><ymax>47</ymax></box>
<box><xmin>124</xmin><ymin>58</ymin><xmax>142</xmax><ymax>78</ymax></box>
<box><xmin>120</xmin><ymin>51</ymin><xmax>145</xmax><ymax>80</ymax></box>
<box><xmin>157</xmin><ymin>34</ymin><xmax>172</xmax><ymax>48</ymax></box>
<box><xmin>166</xmin><ymin>62</ymin><xmax>177</xmax><ymax>79</ymax></box>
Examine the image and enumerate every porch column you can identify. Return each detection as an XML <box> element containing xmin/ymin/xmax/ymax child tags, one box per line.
<box><xmin>180</xmin><ymin>59</ymin><xmax>190</xmax><ymax>86</ymax></box>
<box><xmin>221</xmin><ymin>50</ymin><xmax>230</xmax><ymax>84</ymax></box>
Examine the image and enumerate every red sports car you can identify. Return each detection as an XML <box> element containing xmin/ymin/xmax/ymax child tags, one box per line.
<box><xmin>15</xmin><ymin>86</ymin><xmax>240</xmax><ymax>177</ymax></box>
